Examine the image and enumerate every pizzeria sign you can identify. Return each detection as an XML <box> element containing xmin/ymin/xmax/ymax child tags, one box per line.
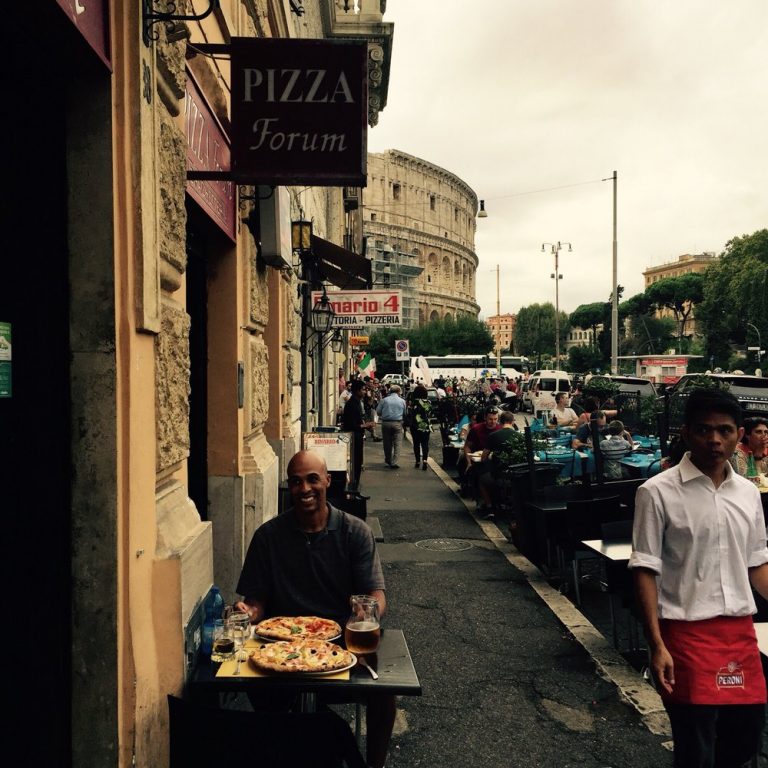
<box><xmin>230</xmin><ymin>38</ymin><xmax>368</xmax><ymax>186</ymax></box>
<box><xmin>311</xmin><ymin>290</ymin><xmax>402</xmax><ymax>329</ymax></box>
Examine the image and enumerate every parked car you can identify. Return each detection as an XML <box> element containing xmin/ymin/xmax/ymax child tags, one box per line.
<box><xmin>521</xmin><ymin>370</ymin><xmax>573</xmax><ymax>414</ymax></box>
<box><xmin>587</xmin><ymin>374</ymin><xmax>657</xmax><ymax>398</ymax></box>
<box><xmin>662</xmin><ymin>373</ymin><xmax>768</xmax><ymax>436</ymax></box>
<box><xmin>381</xmin><ymin>373</ymin><xmax>407</xmax><ymax>387</ymax></box>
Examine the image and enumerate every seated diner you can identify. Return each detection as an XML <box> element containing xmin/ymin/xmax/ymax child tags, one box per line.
<box><xmin>572</xmin><ymin>410</ymin><xmax>607</xmax><ymax>450</ymax></box>
<box><xmin>599</xmin><ymin>419</ymin><xmax>633</xmax><ymax>479</ymax></box>
<box><xmin>730</xmin><ymin>416</ymin><xmax>768</xmax><ymax>476</ymax></box>
<box><xmin>549</xmin><ymin>392</ymin><xmax>580</xmax><ymax>429</ymax></box>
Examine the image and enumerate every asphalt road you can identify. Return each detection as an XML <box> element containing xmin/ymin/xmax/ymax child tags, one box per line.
<box><xmin>359</xmin><ymin>431</ymin><xmax>675</xmax><ymax>768</ymax></box>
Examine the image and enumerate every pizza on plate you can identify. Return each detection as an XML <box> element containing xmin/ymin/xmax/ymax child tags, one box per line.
<box><xmin>254</xmin><ymin>616</ymin><xmax>341</xmax><ymax>641</ymax></box>
<box><xmin>248</xmin><ymin>639</ymin><xmax>355</xmax><ymax>674</ymax></box>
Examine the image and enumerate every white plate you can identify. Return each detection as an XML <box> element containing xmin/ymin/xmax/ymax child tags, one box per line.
<box><xmin>248</xmin><ymin>651</ymin><xmax>357</xmax><ymax>675</ymax></box>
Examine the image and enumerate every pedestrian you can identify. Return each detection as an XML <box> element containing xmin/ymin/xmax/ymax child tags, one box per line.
<box><xmin>376</xmin><ymin>384</ymin><xmax>407</xmax><ymax>468</ymax></box>
<box><xmin>234</xmin><ymin>450</ymin><xmax>393</xmax><ymax>768</ymax></box>
<box><xmin>363</xmin><ymin>386</ymin><xmax>381</xmax><ymax>442</ymax></box>
<box><xmin>337</xmin><ymin>380</ymin><xmax>353</xmax><ymax>425</ymax></box>
<box><xmin>629</xmin><ymin>388</ymin><xmax>768</xmax><ymax>768</ymax></box>
<box><xmin>407</xmin><ymin>384</ymin><xmax>433</xmax><ymax>470</ymax></box>
<box><xmin>342</xmin><ymin>379</ymin><xmax>373</xmax><ymax>486</ymax></box>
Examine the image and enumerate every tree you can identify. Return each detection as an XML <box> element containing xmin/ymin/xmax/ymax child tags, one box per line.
<box><xmin>697</xmin><ymin>229</ymin><xmax>768</xmax><ymax>370</ymax></box>
<box><xmin>366</xmin><ymin>327</ymin><xmax>400</xmax><ymax>372</ymax></box>
<box><xmin>568</xmin><ymin>345</ymin><xmax>604</xmax><ymax>373</ymax></box>
<box><xmin>645</xmin><ymin>273</ymin><xmax>704</xmax><ymax>354</ymax></box>
<box><xmin>619</xmin><ymin>293</ymin><xmax>676</xmax><ymax>356</ymax></box>
<box><xmin>514</xmin><ymin>303</ymin><xmax>557</xmax><ymax>357</ymax></box>
<box><xmin>569</xmin><ymin>303</ymin><xmax>604</xmax><ymax>348</ymax></box>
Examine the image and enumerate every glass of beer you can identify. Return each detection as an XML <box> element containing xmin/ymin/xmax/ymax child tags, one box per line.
<box><xmin>345</xmin><ymin>595</ymin><xmax>381</xmax><ymax>655</ymax></box>
<box><xmin>211</xmin><ymin>620</ymin><xmax>235</xmax><ymax>663</ymax></box>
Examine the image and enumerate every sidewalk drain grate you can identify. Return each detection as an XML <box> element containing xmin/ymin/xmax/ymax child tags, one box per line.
<box><xmin>414</xmin><ymin>538</ymin><xmax>474</xmax><ymax>552</ymax></box>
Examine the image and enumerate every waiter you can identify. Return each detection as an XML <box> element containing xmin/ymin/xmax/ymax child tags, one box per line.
<box><xmin>342</xmin><ymin>379</ymin><xmax>372</xmax><ymax>487</ymax></box>
<box><xmin>630</xmin><ymin>388</ymin><xmax>768</xmax><ymax>767</ymax></box>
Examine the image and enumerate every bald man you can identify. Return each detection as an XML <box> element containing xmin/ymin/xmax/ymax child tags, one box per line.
<box><xmin>235</xmin><ymin>450</ymin><xmax>393</xmax><ymax>768</ymax></box>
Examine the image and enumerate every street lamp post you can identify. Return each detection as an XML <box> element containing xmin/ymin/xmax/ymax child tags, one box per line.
<box><xmin>542</xmin><ymin>241</ymin><xmax>572</xmax><ymax>367</ymax></box>
<box><xmin>746</xmin><ymin>322</ymin><xmax>763</xmax><ymax>366</ymax></box>
<box><xmin>494</xmin><ymin>265</ymin><xmax>501</xmax><ymax>376</ymax></box>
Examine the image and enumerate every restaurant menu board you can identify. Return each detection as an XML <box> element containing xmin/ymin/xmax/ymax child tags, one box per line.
<box><xmin>303</xmin><ymin>432</ymin><xmax>350</xmax><ymax>472</ymax></box>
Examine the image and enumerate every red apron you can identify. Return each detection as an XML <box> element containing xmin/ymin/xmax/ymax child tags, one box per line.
<box><xmin>659</xmin><ymin>616</ymin><xmax>767</xmax><ymax>705</ymax></box>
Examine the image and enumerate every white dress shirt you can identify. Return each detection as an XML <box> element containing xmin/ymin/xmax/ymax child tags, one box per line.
<box><xmin>629</xmin><ymin>452</ymin><xmax>768</xmax><ymax>621</ymax></box>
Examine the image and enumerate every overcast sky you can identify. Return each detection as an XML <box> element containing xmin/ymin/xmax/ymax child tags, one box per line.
<box><xmin>367</xmin><ymin>0</ymin><xmax>768</xmax><ymax>320</ymax></box>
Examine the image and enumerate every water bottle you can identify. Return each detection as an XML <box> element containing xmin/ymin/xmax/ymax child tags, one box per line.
<box><xmin>201</xmin><ymin>586</ymin><xmax>224</xmax><ymax>657</ymax></box>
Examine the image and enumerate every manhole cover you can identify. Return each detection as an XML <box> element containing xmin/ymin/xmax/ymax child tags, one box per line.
<box><xmin>414</xmin><ymin>538</ymin><xmax>474</xmax><ymax>552</ymax></box>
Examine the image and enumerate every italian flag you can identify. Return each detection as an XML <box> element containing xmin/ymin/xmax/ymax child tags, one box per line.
<box><xmin>357</xmin><ymin>352</ymin><xmax>376</xmax><ymax>377</ymax></box>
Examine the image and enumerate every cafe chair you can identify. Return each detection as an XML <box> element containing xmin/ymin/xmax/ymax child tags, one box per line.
<box><xmin>646</xmin><ymin>458</ymin><xmax>662</xmax><ymax>477</ymax></box>
<box><xmin>598</xmin><ymin>519</ymin><xmax>640</xmax><ymax>651</ymax></box>
<box><xmin>596</xmin><ymin>477</ymin><xmax>644</xmax><ymax>517</ymax></box>
<box><xmin>167</xmin><ymin>694</ymin><xmax>367</xmax><ymax>768</ymax></box>
<box><xmin>600</xmin><ymin>519</ymin><xmax>633</xmax><ymax>540</ymax></box>
<box><xmin>561</xmin><ymin>495</ymin><xmax>623</xmax><ymax>606</ymax></box>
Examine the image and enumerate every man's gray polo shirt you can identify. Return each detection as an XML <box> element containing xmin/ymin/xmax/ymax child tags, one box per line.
<box><xmin>236</xmin><ymin>504</ymin><xmax>385</xmax><ymax>627</ymax></box>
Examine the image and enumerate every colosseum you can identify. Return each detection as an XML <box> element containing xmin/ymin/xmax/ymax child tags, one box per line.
<box><xmin>362</xmin><ymin>149</ymin><xmax>481</xmax><ymax>327</ymax></box>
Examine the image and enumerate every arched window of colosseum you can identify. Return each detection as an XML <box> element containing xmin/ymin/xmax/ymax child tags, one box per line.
<box><xmin>441</xmin><ymin>255</ymin><xmax>451</xmax><ymax>284</ymax></box>
<box><xmin>463</xmin><ymin>264</ymin><xmax>468</xmax><ymax>291</ymax></box>
<box><xmin>428</xmin><ymin>252</ymin><xmax>439</xmax><ymax>284</ymax></box>
<box><xmin>444</xmin><ymin>312</ymin><xmax>453</xmax><ymax>323</ymax></box>
<box><xmin>393</xmin><ymin>183</ymin><xmax>401</xmax><ymax>200</ymax></box>
<box><xmin>430</xmin><ymin>310</ymin><xmax>439</xmax><ymax>322</ymax></box>
<box><xmin>430</xmin><ymin>195</ymin><xmax>436</xmax><ymax>211</ymax></box>
<box><xmin>454</xmin><ymin>260</ymin><xmax>461</xmax><ymax>288</ymax></box>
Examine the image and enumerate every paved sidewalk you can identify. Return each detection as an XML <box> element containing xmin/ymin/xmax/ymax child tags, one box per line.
<box><xmin>359</xmin><ymin>435</ymin><xmax>674</xmax><ymax>768</ymax></box>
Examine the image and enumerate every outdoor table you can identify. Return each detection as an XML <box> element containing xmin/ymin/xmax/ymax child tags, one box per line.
<box><xmin>186</xmin><ymin>628</ymin><xmax>421</xmax><ymax>711</ymax></box>
<box><xmin>581</xmin><ymin>538</ymin><xmax>635</xmax><ymax>649</ymax></box>
<box><xmin>620</xmin><ymin>454</ymin><xmax>663</xmax><ymax>479</ymax></box>
<box><xmin>536</xmin><ymin>447</ymin><xmax>595</xmax><ymax>478</ymax></box>
<box><xmin>522</xmin><ymin>492</ymin><xmax>628</xmax><ymax>571</ymax></box>
<box><xmin>541</xmin><ymin>434</ymin><xmax>573</xmax><ymax>448</ymax></box>
<box><xmin>633</xmin><ymin>435</ymin><xmax>661</xmax><ymax>450</ymax></box>
<box><xmin>530</xmin><ymin>419</ymin><xmax>574</xmax><ymax>436</ymax></box>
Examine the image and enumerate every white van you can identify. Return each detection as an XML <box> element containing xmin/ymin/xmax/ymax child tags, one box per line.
<box><xmin>522</xmin><ymin>370</ymin><xmax>572</xmax><ymax>414</ymax></box>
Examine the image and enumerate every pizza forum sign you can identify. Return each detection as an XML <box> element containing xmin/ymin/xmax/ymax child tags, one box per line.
<box><xmin>311</xmin><ymin>290</ymin><xmax>402</xmax><ymax>329</ymax></box>
<box><xmin>230</xmin><ymin>38</ymin><xmax>368</xmax><ymax>186</ymax></box>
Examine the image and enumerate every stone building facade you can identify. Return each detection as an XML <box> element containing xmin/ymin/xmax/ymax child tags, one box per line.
<box><xmin>643</xmin><ymin>252</ymin><xmax>718</xmax><ymax>336</ymax></box>
<box><xmin>363</xmin><ymin>150</ymin><xmax>481</xmax><ymax>327</ymax></box>
<box><xmin>565</xmin><ymin>325</ymin><xmax>601</xmax><ymax>352</ymax></box>
<box><xmin>4</xmin><ymin>2</ymin><xmax>391</xmax><ymax>766</ymax></box>
<box><xmin>486</xmin><ymin>313</ymin><xmax>517</xmax><ymax>352</ymax></box>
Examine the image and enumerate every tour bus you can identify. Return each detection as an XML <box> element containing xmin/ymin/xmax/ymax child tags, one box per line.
<box><xmin>421</xmin><ymin>354</ymin><xmax>529</xmax><ymax>381</ymax></box>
